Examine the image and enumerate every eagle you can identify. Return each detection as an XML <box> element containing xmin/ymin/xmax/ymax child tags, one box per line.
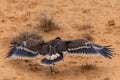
<box><xmin>6</xmin><ymin>37</ymin><xmax>113</xmax><ymax>72</ymax></box>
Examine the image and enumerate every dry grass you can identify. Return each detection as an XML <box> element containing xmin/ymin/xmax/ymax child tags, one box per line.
<box><xmin>104</xmin><ymin>77</ymin><xmax>110</xmax><ymax>80</ymax></box>
<box><xmin>81</xmin><ymin>33</ymin><xmax>94</xmax><ymax>42</ymax></box>
<box><xmin>74</xmin><ymin>24</ymin><xmax>93</xmax><ymax>31</ymax></box>
<box><xmin>11</xmin><ymin>31</ymin><xmax>42</xmax><ymax>43</ymax></box>
<box><xmin>35</xmin><ymin>17</ymin><xmax>59</xmax><ymax>32</ymax></box>
<box><xmin>81</xmin><ymin>63</ymin><xmax>96</xmax><ymax>72</ymax></box>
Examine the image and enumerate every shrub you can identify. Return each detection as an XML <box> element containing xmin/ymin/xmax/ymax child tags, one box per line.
<box><xmin>35</xmin><ymin>17</ymin><xmax>59</xmax><ymax>32</ymax></box>
<box><xmin>11</xmin><ymin>31</ymin><xmax>42</xmax><ymax>43</ymax></box>
<box><xmin>81</xmin><ymin>33</ymin><xmax>94</xmax><ymax>42</ymax></box>
<box><xmin>74</xmin><ymin>24</ymin><xmax>93</xmax><ymax>30</ymax></box>
<box><xmin>81</xmin><ymin>63</ymin><xmax>96</xmax><ymax>72</ymax></box>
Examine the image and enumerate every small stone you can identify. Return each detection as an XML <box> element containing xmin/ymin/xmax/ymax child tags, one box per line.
<box><xmin>108</xmin><ymin>20</ymin><xmax>115</xmax><ymax>26</ymax></box>
<box><xmin>104</xmin><ymin>77</ymin><xmax>110</xmax><ymax>80</ymax></box>
<box><xmin>1</xmin><ymin>19</ymin><xmax>5</xmax><ymax>23</ymax></box>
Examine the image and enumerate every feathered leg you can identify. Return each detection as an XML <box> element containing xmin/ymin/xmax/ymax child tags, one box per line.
<box><xmin>49</xmin><ymin>53</ymin><xmax>63</xmax><ymax>72</ymax></box>
<box><xmin>49</xmin><ymin>64</ymin><xmax>55</xmax><ymax>72</ymax></box>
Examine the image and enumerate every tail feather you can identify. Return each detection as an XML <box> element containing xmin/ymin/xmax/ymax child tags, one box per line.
<box><xmin>40</xmin><ymin>55</ymin><xmax>63</xmax><ymax>65</ymax></box>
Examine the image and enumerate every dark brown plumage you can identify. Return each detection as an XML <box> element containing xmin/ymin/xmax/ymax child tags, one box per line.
<box><xmin>7</xmin><ymin>37</ymin><xmax>114</xmax><ymax>72</ymax></box>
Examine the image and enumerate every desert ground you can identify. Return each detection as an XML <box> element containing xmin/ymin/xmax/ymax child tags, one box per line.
<box><xmin>0</xmin><ymin>0</ymin><xmax>120</xmax><ymax>80</ymax></box>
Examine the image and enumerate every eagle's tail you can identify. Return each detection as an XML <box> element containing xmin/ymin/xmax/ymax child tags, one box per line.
<box><xmin>40</xmin><ymin>53</ymin><xmax>63</xmax><ymax>65</ymax></box>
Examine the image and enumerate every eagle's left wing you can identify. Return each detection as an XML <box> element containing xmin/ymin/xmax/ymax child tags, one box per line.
<box><xmin>64</xmin><ymin>39</ymin><xmax>113</xmax><ymax>59</ymax></box>
<box><xmin>6</xmin><ymin>39</ymin><xmax>47</xmax><ymax>59</ymax></box>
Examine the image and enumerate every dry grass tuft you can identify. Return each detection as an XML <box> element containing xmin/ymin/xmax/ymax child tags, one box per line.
<box><xmin>74</xmin><ymin>24</ymin><xmax>93</xmax><ymax>31</ymax></box>
<box><xmin>81</xmin><ymin>63</ymin><xmax>96</xmax><ymax>72</ymax></box>
<box><xmin>11</xmin><ymin>31</ymin><xmax>42</xmax><ymax>43</ymax></box>
<box><xmin>104</xmin><ymin>77</ymin><xmax>110</xmax><ymax>80</ymax></box>
<box><xmin>35</xmin><ymin>17</ymin><xmax>59</xmax><ymax>32</ymax></box>
<box><xmin>81</xmin><ymin>33</ymin><xmax>94</xmax><ymax>42</ymax></box>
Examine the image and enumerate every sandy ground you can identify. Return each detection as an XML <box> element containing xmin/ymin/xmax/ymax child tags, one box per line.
<box><xmin>0</xmin><ymin>0</ymin><xmax>120</xmax><ymax>80</ymax></box>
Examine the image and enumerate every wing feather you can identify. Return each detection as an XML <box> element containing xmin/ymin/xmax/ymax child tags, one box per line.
<box><xmin>65</xmin><ymin>39</ymin><xmax>113</xmax><ymax>59</ymax></box>
<box><xmin>6</xmin><ymin>39</ymin><xmax>45</xmax><ymax>58</ymax></box>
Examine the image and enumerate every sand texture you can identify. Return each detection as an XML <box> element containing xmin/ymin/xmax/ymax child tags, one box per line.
<box><xmin>0</xmin><ymin>0</ymin><xmax>120</xmax><ymax>80</ymax></box>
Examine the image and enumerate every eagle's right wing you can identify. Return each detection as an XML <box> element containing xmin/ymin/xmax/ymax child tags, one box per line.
<box><xmin>64</xmin><ymin>39</ymin><xmax>113</xmax><ymax>59</ymax></box>
<box><xmin>6</xmin><ymin>39</ymin><xmax>48</xmax><ymax>58</ymax></box>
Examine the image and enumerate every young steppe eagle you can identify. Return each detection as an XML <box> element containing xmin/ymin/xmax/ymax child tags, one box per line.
<box><xmin>6</xmin><ymin>37</ymin><xmax>113</xmax><ymax>72</ymax></box>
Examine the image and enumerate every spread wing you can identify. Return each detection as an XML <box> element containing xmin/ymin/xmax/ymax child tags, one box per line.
<box><xmin>6</xmin><ymin>39</ymin><xmax>48</xmax><ymax>58</ymax></box>
<box><xmin>64</xmin><ymin>39</ymin><xmax>113</xmax><ymax>59</ymax></box>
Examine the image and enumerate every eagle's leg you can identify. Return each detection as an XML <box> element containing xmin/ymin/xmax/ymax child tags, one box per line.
<box><xmin>49</xmin><ymin>64</ymin><xmax>55</xmax><ymax>72</ymax></box>
<box><xmin>49</xmin><ymin>59</ymin><xmax>56</xmax><ymax>73</ymax></box>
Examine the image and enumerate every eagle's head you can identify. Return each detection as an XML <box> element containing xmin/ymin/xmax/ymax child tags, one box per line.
<box><xmin>55</xmin><ymin>37</ymin><xmax>61</xmax><ymax>40</ymax></box>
